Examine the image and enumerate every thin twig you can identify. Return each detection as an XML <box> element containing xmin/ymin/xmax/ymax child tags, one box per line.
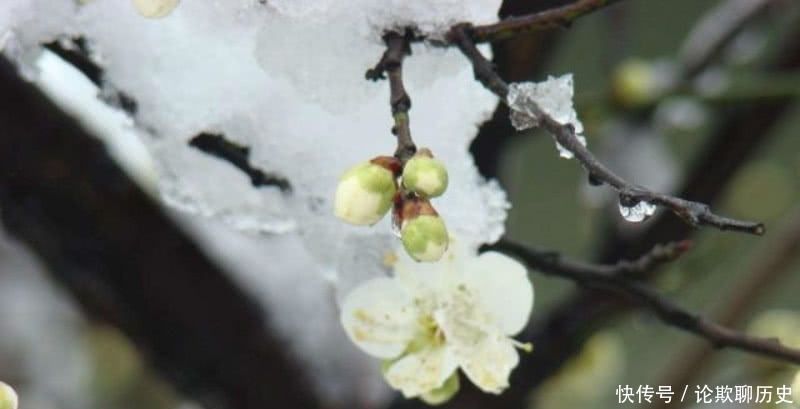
<box><xmin>488</xmin><ymin>239</ymin><xmax>800</xmax><ymax>366</ymax></box>
<box><xmin>447</xmin><ymin>24</ymin><xmax>765</xmax><ymax>235</ymax></box>
<box><xmin>366</xmin><ymin>30</ymin><xmax>417</xmax><ymax>163</ymax></box>
<box><xmin>188</xmin><ymin>132</ymin><xmax>292</xmax><ymax>192</ymax></box>
<box><xmin>486</xmin><ymin>239</ymin><xmax>692</xmax><ymax>280</ymax></box>
<box><xmin>0</xmin><ymin>57</ymin><xmax>320</xmax><ymax>409</ymax></box>
<box><xmin>655</xmin><ymin>209</ymin><xmax>800</xmax><ymax>409</ymax></box>
<box><xmin>461</xmin><ymin>0</ymin><xmax>625</xmax><ymax>43</ymax></box>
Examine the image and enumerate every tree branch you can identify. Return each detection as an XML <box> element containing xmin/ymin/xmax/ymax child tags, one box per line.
<box><xmin>447</xmin><ymin>24</ymin><xmax>765</xmax><ymax>235</ymax></box>
<box><xmin>655</xmin><ymin>208</ymin><xmax>800</xmax><ymax>409</ymax></box>
<box><xmin>366</xmin><ymin>30</ymin><xmax>417</xmax><ymax>163</ymax></box>
<box><xmin>512</xmin><ymin>21</ymin><xmax>800</xmax><ymax>409</ymax></box>
<box><xmin>188</xmin><ymin>132</ymin><xmax>292</xmax><ymax>192</ymax></box>
<box><xmin>463</xmin><ymin>0</ymin><xmax>626</xmax><ymax>43</ymax></box>
<box><xmin>0</xmin><ymin>57</ymin><xmax>319</xmax><ymax>409</ymax></box>
<box><xmin>487</xmin><ymin>239</ymin><xmax>800</xmax><ymax>366</ymax></box>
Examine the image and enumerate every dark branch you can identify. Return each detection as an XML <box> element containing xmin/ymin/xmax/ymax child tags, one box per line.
<box><xmin>447</xmin><ymin>25</ymin><xmax>764</xmax><ymax>235</ymax></box>
<box><xmin>188</xmin><ymin>132</ymin><xmax>292</xmax><ymax>192</ymax></box>
<box><xmin>485</xmin><ymin>239</ymin><xmax>691</xmax><ymax>280</ymax></box>
<box><xmin>653</xmin><ymin>209</ymin><xmax>800</xmax><ymax>409</ymax></box>
<box><xmin>0</xmin><ymin>56</ymin><xmax>318</xmax><ymax>409</ymax></box>
<box><xmin>505</xmin><ymin>23</ymin><xmax>800</xmax><ymax>409</ymax></box>
<box><xmin>450</xmin><ymin>24</ymin><xmax>510</xmax><ymax>98</ymax></box>
<box><xmin>462</xmin><ymin>0</ymin><xmax>625</xmax><ymax>43</ymax></box>
<box><xmin>43</xmin><ymin>37</ymin><xmax>102</xmax><ymax>85</ymax></box>
<box><xmin>489</xmin><ymin>239</ymin><xmax>800</xmax><ymax>366</ymax></box>
<box><xmin>366</xmin><ymin>30</ymin><xmax>417</xmax><ymax>162</ymax></box>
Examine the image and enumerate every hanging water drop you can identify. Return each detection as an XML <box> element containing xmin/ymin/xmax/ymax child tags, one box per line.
<box><xmin>390</xmin><ymin>209</ymin><xmax>403</xmax><ymax>239</ymax></box>
<box><xmin>618</xmin><ymin>197</ymin><xmax>657</xmax><ymax>223</ymax></box>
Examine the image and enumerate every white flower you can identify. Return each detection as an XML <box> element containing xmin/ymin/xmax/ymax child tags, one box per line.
<box><xmin>0</xmin><ymin>381</ymin><xmax>18</xmax><ymax>409</ymax></box>
<box><xmin>339</xmin><ymin>240</ymin><xmax>534</xmax><ymax>401</ymax></box>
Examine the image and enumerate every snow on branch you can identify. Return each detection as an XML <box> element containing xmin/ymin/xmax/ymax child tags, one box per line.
<box><xmin>445</xmin><ymin>23</ymin><xmax>765</xmax><ymax>236</ymax></box>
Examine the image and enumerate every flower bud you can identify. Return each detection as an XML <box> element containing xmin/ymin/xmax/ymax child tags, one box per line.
<box><xmin>334</xmin><ymin>157</ymin><xmax>399</xmax><ymax>225</ymax></box>
<box><xmin>131</xmin><ymin>0</ymin><xmax>180</xmax><ymax>18</ymax></box>
<box><xmin>399</xmin><ymin>199</ymin><xmax>448</xmax><ymax>262</ymax></box>
<box><xmin>402</xmin><ymin>148</ymin><xmax>448</xmax><ymax>198</ymax></box>
<box><xmin>0</xmin><ymin>382</ymin><xmax>18</xmax><ymax>409</ymax></box>
<box><xmin>612</xmin><ymin>59</ymin><xmax>658</xmax><ymax>108</ymax></box>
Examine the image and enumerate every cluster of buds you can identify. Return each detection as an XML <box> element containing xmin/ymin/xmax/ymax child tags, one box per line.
<box><xmin>334</xmin><ymin>148</ymin><xmax>450</xmax><ymax>262</ymax></box>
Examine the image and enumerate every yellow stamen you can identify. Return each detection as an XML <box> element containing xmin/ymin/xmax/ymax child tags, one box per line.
<box><xmin>511</xmin><ymin>339</ymin><xmax>534</xmax><ymax>353</ymax></box>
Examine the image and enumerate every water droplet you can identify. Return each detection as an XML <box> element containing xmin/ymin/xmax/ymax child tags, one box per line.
<box><xmin>618</xmin><ymin>199</ymin><xmax>656</xmax><ymax>223</ymax></box>
<box><xmin>391</xmin><ymin>210</ymin><xmax>403</xmax><ymax>238</ymax></box>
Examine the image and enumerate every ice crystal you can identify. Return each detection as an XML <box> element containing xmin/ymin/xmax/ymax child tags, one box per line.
<box><xmin>507</xmin><ymin>74</ymin><xmax>586</xmax><ymax>159</ymax></box>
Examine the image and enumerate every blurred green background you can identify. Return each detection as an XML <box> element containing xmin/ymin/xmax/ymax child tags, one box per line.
<box><xmin>499</xmin><ymin>1</ymin><xmax>800</xmax><ymax>407</ymax></box>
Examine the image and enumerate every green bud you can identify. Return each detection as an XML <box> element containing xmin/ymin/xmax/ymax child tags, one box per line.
<box><xmin>401</xmin><ymin>214</ymin><xmax>449</xmax><ymax>262</ymax></box>
<box><xmin>420</xmin><ymin>373</ymin><xmax>460</xmax><ymax>405</ymax></box>
<box><xmin>402</xmin><ymin>149</ymin><xmax>448</xmax><ymax>198</ymax></box>
<box><xmin>612</xmin><ymin>59</ymin><xmax>658</xmax><ymax>108</ymax></box>
<box><xmin>334</xmin><ymin>158</ymin><xmax>398</xmax><ymax>225</ymax></box>
<box><xmin>0</xmin><ymin>382</ymin><xmax>18</xmax><ymax>409</ymax></box>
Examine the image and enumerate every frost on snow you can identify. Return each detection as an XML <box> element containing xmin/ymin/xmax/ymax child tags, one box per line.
<box><xmin>507</xmin><ymin>74</ymin><xmax>587</xmax><ymax>159</ymax></box>
<box><xmin>1</xmin><ymin>0</ymin><xmax>511</xmax><ymax>405</ymax></box>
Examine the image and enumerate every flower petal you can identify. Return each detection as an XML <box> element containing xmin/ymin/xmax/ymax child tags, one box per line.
<box><xmin>393</xmin><ymin>237</ymin><xmax>470</xmax><ymax>296</ymax></box>
<box><xmin>383</xmin><ymin>346</ymin><xmax>459</xmax><ymax>398</ymax></box>
<box><xmin>340</xmin><ymin>277</ymin><xmax>417</xmax><ymax>359</ymax></box>
<box><xmin>458</xmin><ymin>334</ymin><xmax>520</xmax><ymax>394</ymax></box>
<box><xmin>458</xmin><ymin>251</ymin><xmax>533</xmax><ymax>335</ymax></box>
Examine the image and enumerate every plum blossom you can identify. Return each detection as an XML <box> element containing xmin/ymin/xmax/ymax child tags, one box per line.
<box><xmin>340</xmin><ymin>239</ymin><xmax>534</xmax><ymax>402</ymax></box>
